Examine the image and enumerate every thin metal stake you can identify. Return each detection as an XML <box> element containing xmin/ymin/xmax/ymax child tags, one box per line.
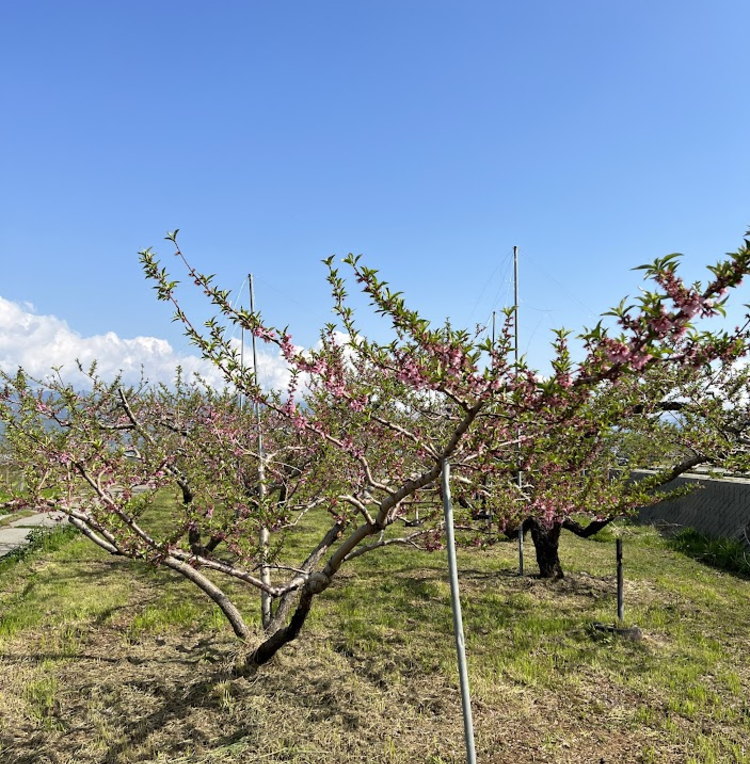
<box><xmin>250</xmin><ymin>274</ymin><xmax>272</xmax><ymax>628</ymax></box>
<box><xmin>441</xmin><ymin>460</ymin><xmax>477</xmax><ymax>764</ymax></box>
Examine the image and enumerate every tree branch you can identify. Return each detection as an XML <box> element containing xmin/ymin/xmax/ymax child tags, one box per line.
<box><xmin>163</xmin><ymin>556</ymin><xmax>250</xmax><ymax>640</ymax></box>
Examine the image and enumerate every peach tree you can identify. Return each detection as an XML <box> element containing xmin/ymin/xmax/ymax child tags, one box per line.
<box><xmin>459</xmin><ymin>242</ymin><xmax>750</xmax><ymax>577</ymax></box>
<box><xmin>2</xmin><ymin>230</ymin><xmax>749</xmax><ymax>664</ymax></box>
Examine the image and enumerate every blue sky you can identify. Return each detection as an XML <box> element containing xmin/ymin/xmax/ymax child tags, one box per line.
<box><xmin>2</xmin><ymin>1</ymin><xmax>749</xmax><ymax>383</ymax></box>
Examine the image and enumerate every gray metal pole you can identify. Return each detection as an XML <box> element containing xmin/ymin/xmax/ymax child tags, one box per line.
<box><xmin>250</xmin><ymin>274</ymin><xmax>272</xmax><ymax>628</ymax></box>
<box><xmin>441</xmin><ymin>460</ymin><xmax>477</xmax><ymax>764</ymax></box>
<box><xmin>249</xmin><ymin>274</ymin><xmax>265</xmax><ymax>473</ymax></box>
<box><xmin>249</xmin><ymin>274</ymin><xmax>261</xmax><ymax>419</ymax></box>
<box><xmin>514</xmin><ymin>246</ymin><xmax>524</xmax><ymax>575</ymax></box>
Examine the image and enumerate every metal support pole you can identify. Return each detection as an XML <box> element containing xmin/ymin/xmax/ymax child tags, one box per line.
<box><xmin>441</xmin><ymin>460</ymin><xmax>477</xmax><ymax>764</ymax></box>
<box><xmin>250</xmin><ymin>274</ymin><xmax>272</xmax><ymax>628</ymax></box>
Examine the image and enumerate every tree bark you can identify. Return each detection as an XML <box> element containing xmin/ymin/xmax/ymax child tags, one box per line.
<box><xmin>562</xmin><ymin>516</ymin><xmax>615</xmax><ymax>538</ymax></box>
<box><xmin>234</xmin><ymin>572</ymin><xmax>330</xmax><ymax>672</ymax></box>
<box><xmin>249</xmin><ymin>585</ymin><xmax>316</xmax><ymax>666</ymax></box>
<box><xmin>163</xmin><ymin>557</ymin><xmax>250</xmax><ymax>640</ymax></box>
<box><xmin>528</xmin><ymin>519</ymin><xmax>564</xmax><ymax>579</ymax></box>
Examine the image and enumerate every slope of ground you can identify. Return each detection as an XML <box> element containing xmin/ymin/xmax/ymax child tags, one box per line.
<box><xmin>0</xmin><ymin>521</ymin><xmax>748</xmax><ymax>763</ymax></box>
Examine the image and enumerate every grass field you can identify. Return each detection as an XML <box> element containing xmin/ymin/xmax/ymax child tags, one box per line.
<box><xmin>0</xmin><ymin>514</ymin><xmax>749</xmax><ymax>763</ymax></box>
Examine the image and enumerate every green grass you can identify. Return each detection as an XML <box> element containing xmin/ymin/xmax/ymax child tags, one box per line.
<box><xmin>666</xmin><ymin>527</ymin><xmax>750</xmax><ymax>577</ymax></box>
<box><xmin>0</xmin><ymin>523</ymin><xmax>79</xmax><ymax>574</ymax></box>
<box><xmin>0</xmin><ymin>513</ymin><xmax>749</xmax><ymax>763</ymax></box>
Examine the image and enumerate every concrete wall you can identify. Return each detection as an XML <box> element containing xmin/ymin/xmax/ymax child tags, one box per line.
<box><xmin>635</xmin><ymin>470</ymin><xmax>750</xmax><ymax>547</ymax></box>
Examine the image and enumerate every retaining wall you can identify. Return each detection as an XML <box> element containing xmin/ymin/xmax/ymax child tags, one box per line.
<box><xmin>635</xmin><ymin>470</ymin><xmax>750</xmax><ymax>547</ymax></box>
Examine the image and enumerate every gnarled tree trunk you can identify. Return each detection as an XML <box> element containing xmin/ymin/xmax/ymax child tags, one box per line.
<box><xmin>528</xmin><ymin>518</ymin><xmax>564</xmax><ymax>579</ymax></box>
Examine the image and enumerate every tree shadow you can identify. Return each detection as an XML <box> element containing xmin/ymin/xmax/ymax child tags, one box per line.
<box><xmin>0</xmin><ymin>644</ymin><xmax>237</xmax><ymax>763</ymax></box>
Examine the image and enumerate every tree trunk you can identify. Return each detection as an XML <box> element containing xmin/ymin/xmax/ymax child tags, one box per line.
<box><xmin>232</xmin><ymin>572</ymin><xmax>329</xmax><ymax>675</ymax></box>
<box><xmin>528</xmin><ymin>519</ymin><xmax>564</xmax><ymax>579</ymax></box>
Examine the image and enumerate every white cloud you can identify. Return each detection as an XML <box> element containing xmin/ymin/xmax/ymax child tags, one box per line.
<box><xmin>0</xmin><ymin>297</ymin><xmax>292</xmax><ymax>390</ymax></box>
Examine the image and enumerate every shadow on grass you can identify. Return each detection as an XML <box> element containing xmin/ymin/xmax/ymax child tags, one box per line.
<box><xmin>97</xmin><ymin>669</ymin><xmax>232</xmax><ymax>764</ymax></box>
<box><xmin>0</xmin><ymin>640</ymin><xmax>382</xmax><ymax>764</ymax></box>
<box><xmin>0</xmin><ymin>644</ymin><xmax>238</xmax><ymax>763</ymax></box>
<box><xmin>662</xmin><ymin>527</ymin><xmax>750</xmax><ymax>580</ymax></box>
